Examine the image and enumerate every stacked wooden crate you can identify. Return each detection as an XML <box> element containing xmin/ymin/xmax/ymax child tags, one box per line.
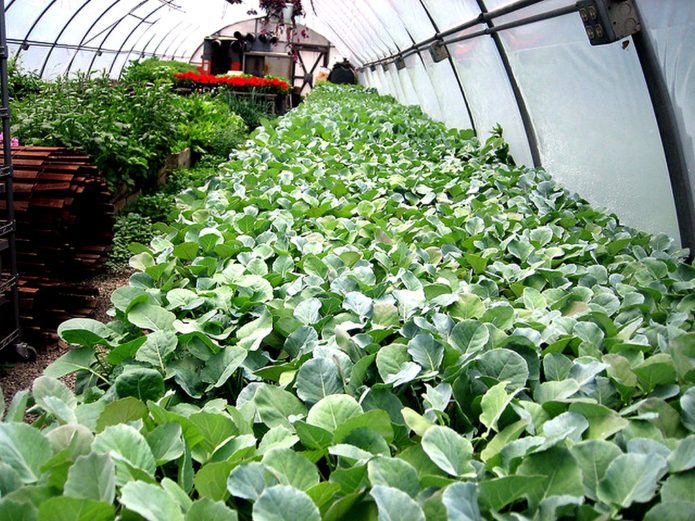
<box><xmin>0</xmin><ymin>146</ymin><xmax>114</xmax><ymax>342</ymax></box>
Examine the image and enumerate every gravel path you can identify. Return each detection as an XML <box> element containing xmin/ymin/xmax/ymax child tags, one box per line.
<box><xmin>1</xmin><ymin>269</ymin><xmax>133</xmax><ymax>411</ymax></box>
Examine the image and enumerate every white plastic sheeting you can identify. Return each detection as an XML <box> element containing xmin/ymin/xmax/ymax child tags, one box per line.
<box><xmin>447</xmin><ymin>25</ymin><xmax>535</xmax><ymax>167</ymax></box>
<box><xmin>638</xmin><ymin>0</ymin><xmax>695</xmax><ymax>226</ymax></box>
<box><xmin>496</xmin><ymin>1</ymin><xmax>679</xmax><ymax>240</ymax></box>
<box><xmin>5</xmin><ymin>0</ymin><xmax>695</xmax><ymax>246</ymax></box>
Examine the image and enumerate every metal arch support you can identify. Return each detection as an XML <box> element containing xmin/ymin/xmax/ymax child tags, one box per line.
<box><xmin>354</xmin><ymin>2</ymin><xmax>399</xmax><ymax>59</ymax></box>
<box><xmin>107</xmin><ymin>6</ymin><xmax>164</xmax><ymax>75</ymax></box>
<box><xmin>124</xmin><ymin>23</ymin><xmax>160</xmax><ymax>62</ymax></box>
<box><xmin>333</xmin><ymin>2</ymin><xmax>385</xmax><ymax>64</ymax></box>
<box><xmin>359</xmin><ymin>2</ymin><xmax>405</xmax><ymax>62</ymax></box>
<box><xmin>151</xmin><ymin>21</ymin><xmax>192</xmax><ymax>57</ymax></box>
<box><xmin>140</xmin><ymin>20</ymin><xmax>185</xmax><ymax>57</ymax></box>
<box><xmin>86</xmin><ymin>1</ymin><xmax>159</xmax><ymax>74</ymax></box>
<box><xmin>310</xmin><ymin>2</ymin><xmax>365</xmax><ymax>66</ymax></box>
<box><xmin>39</xmin><ymin>0</ymin><xmax>94</xmax><ymax>77</ymax></box>
<box><xmin>167</xmin><ymin>23</ymin><xmax>204</xmax><ymax>60</ymax></box>
<box><xmin>65</xmin><ymin>0</ymin><xmax>121</xmax><ymax>75</ymax></box>
<box><xmin>307</xmin><ymin>2</ymin><xmax>364</xmax><ymax>63</ymax></box>
<box><xmin>112</xmin><ymin>21</ymin><xmax>160</xmax><ymax>77</ymax></box>
<box><xmin>158</xmin><ymin>21</ymin><xmax>197</xmax><ymax>59</ymax></box>
<box><xmin>170</xmin><ymin>38</ymin><xmax>198</xmax><ymax>61</ymax></box>
<box><xmin>476</xmin><ymin>0</ymin><xmax>542</xmax><ymax>168</ymax></box>
<box><xmin>83</xmin><ymin>0</ymin><xmax>151</xmax><ymax>47</ymax></box>
<box><xmin>118</xmin><ymin>18</ymin><xmax>188</xmax><ymax>74</ymax></box>
<box><xmin>162</xmin><ymin>25</ymin><xmax>196</xmax><ymax>59</ymax></box>
<box><xmin>368</xmin><ymin>3</ymin><xmax>438</xmax><ymax>104</ymax></box>
<box><xmin>14</xmin><ymin>0</ymin><xmax>59</xmax><ymax>60</ymax></box>
<box><xmin>189</xmin><ymin>40</ymin><xmax>204</xmax><ymax>62</ymax></box>
<box><xmin>351</xmin><ymin>2</ymin><xmax>402</xmax><ymax>64</ymax></box>
<box><xmin>331</xmin><ymin>21</ymin><xmax>371</xmax><ymax>64</ymax></box>
<box><xmin>417</xmin><ymin>0</ymin><xmax>477</xmax><ymax>135</ymax></box>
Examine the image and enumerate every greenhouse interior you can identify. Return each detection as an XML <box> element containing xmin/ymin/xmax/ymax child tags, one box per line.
<box><xmin>1</xmin><ymin>1</ymin><xmax>695</xmax><ymax>520</ymax></box>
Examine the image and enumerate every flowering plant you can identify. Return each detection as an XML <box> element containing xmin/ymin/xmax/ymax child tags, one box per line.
<box><xmin>173</xmin><ymin>71</ymin><xmax>291</xmax><ymax>94</ymax></box>
<box><xmin>0</xmin><ymin>132</ymin><xmax>19</xmax><ymax>147</ymax></box>
<box><xmin>255</xmin><ymin>0</ymin><xmax>307</xmax><ymax>49</ymax></box>
<box><xmin>259</xmin><ymin>0</ymin><xmax>304</xmax><ymax>23</ymax></box>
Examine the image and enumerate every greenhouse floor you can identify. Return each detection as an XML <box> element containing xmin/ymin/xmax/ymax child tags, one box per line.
<box><xmin>0</xmin><ymin>269</ymin><xmax>132</xmax><ymax>410</ymax></box>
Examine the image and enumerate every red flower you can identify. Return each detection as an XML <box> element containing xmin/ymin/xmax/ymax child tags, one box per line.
<box><xmin>173</xmin><ymin>71</ymin><xmax>290</xmax><ymax>92</ymax></box>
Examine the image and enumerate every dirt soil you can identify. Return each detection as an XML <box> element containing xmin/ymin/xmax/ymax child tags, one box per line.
<box><xmin>1</xmin><ymin>269</ymin><xmax>133</xmax><ymax>411</ymax></box>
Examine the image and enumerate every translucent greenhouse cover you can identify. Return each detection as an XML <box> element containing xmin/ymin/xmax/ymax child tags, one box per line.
<box><xmin>5</xmin><ymin>0</ymin><xmax>695</xmax><ymax>252</ymax></box>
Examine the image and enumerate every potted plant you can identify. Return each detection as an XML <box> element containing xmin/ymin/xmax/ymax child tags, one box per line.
<box><xmin>258</xmin><ymin>0</ymin><xmax>305</xmax><ymax>47</ymax></box>
<box><xmin>259</xmin><ymin>0</ymin><xmax>304</xmax><ymax>25</ymax></box>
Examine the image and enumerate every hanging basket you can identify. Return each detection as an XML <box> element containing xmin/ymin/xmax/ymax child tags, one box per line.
<box><xmin>265</xmin><ymin>1</ymin><xmax>295</xmax><ymax>24</ymax></box>
<box><xmin>282</xmin><ymin>3</ymin><xmax>294</xmax><ymax>24</ymax></box>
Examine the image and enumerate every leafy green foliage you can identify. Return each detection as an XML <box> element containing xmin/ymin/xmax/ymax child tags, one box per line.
<box><xmin>6</xmin><ymin>57</ymin><xmax>43</xmax><ymax>101</ymax></box>
<box><xmin>183</xmin><ymin>94</ymin><xmax>247</xmax><ymax>160</ymax></box>
<box><xmin>106</xmin><ymin>166</ymin><xmax>219</xmax><ymax>271</ymax></box>
<box><xmin>222</xmin><ymin>92</ymin><xmax>275</xmax><ymax>131</ymax></box>
<box><xmin>11</xmin><ymin>75</ymin><xmax>245</xmax><ymax>192</ymax></box>
<box><xmin>11</xmin><ymin>75</ymin><xmax>189</xmax><ymax>191</ymax></box>
<box><xmin>6</xmin><ymin>84</ymin><xmax>695</xmax><ymax>520</ymax></box>
<box><xmin>105</xmin><ymin>213</ymin><xmax>154</xmax><ymax>271</ymax></box>
<box><xmin>120</xmin><ymin>57</ymin><xmax>197</xmax><ymax>84</ymax></box>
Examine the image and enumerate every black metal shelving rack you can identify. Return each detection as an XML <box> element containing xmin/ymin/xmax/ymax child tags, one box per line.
<box><xmin>0</xmin><ymin>0</ymin><xmax>23</xmax><ymax>357</ymax></box>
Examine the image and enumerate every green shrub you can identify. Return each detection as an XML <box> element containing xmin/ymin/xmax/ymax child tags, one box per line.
<box><xmin>163</xmin><ymin>166</ymin><xmax>216</xmax><ymax>194</ymax></box>
<box><xmin>128</xmin><ymin>192</ymin><xmax>176</xmax><ymax>223</ymax></box>
<box><xmin>105</xmin><ymin>213</ymin><xmax>154</xmax><ymax>270</ymax></box>
<box><xmin>11</xmin><ymin>75</ymin><xmax>190</xmax><ymax>192</ymax></box>
<box><xmin>120</xmin><ymin>57</ymin><xmax>197</xmax><ymax>84</ymax></box>
<box><xmin>180</xmin><ymin>93</ymin><xmax>247</xmax><ymax>158</ymax></box>
<box><xmin>222</xmin><ymin>91</ymin><xmax>275</xmax><ymax>130</ymax></box>
<box><xmin>11</xmin><ymin>75</ymin><xmax>248</xmax><ymax>192</ymax></box>
<box><xmin>107</xmin><ymin>166</ymin><xmax>217</xmax><ymax>270</ymax></box>
<box><xmin>6</xmin><ymin>57</ymin><xmax>43</xmax><ymax>100</ymax></box>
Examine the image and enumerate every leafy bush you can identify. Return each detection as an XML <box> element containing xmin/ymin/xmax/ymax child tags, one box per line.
<box><xmin>6</xmin><ymin>57</ymin><xmax>43</xmax><ymax>100</ymax></box>
<box><xmin>222</xmin><ymin>91</ymin><xmax>275</xmax><ymax>130</ymax></box>
<box><xmin>11</xmin><ymin>75</ymin><xmax>191</xmax><ymax>191</ymax></box>
<box><xmin>106</xmin><ymin>166</ymin><xmax>218</xmax><ymax>270</ymax></box>
<box><xmin>11</xmin><ymin>75</ymin><xmax>248</xmax><ymax>192</ymax></box>
<box><xmin>120</xmin><ymin>57</ymin><xmax>197</xmax><ymax>84</ymax></box>
<box><xmin>105</xmin><ymin>213</ymin><xmax>154</xmax><ymax>271</ymax></box>
<box><xmin>10</xmin><ymin>84</ymin><xmax>695</xmax><ymax>521</ymax></box>
<box><xmin>180</xmin><ymin>94</ymin><xmax>247</xmax><ymax>158</ymax></box>
<box><xmin>128</xmin><ymin>192</ymin><xmax>176</xmax><ymax>222</ymax></box>
<box><xmin>163</xmin><ymin>165</ymin><xmax>218</xmax><ymax>194</ymax></box>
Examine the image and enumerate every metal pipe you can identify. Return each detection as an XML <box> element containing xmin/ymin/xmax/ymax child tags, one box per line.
<box><xmin>39</xmin><ymin>0</ymin><xmax>94</xmax><ymax>78</ymax></box>
<box><xmin>107</xmin><ymin>8</ymin><xmax>160</xmax><ymax>75</ymax></box>
<box><xmin>360</xmin><ymin>1</ymin><xmax>576</xmax><ymax>70</ymax></box>
<box><xmin>0</xmin><ymin>0</ymin><xmax>21</xmax><ymax>341</ymax></box>
<box><xmin>151</xmin><ymin>21</ymin><xmax>194</xmax><ymax>57</ymax></box>
<box><xmin>417</xmin><ymin>0</ymin><xmax>477</xmax><ymax>134</ymax></box>
<box><xmin>65</xmin><ymin>0</ymin><xmax>121</xmax><ymax>75</ymax></box>
<box><xmin>86</xmin><ymin>1</ymin><xmax>151</xmax><ymax>74</ymax></box>
<box><xmin>7</xmin><ymin>38</ymin><xmax>122</xmax><ymax>53</ymax></box>
<box><xmin>446</xmin><ymin>5</ymin><xmax>579</xmax><ymax>45</ymax></box>
<box><xmin>14</xmin><ymin>0</ymin><xmax>59</xmax><ymax>60</ymax></box>
<box><xmin>476</xmin><ymin>0</ymin><xmax>542</xmax><ymax>167</ymax></box>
